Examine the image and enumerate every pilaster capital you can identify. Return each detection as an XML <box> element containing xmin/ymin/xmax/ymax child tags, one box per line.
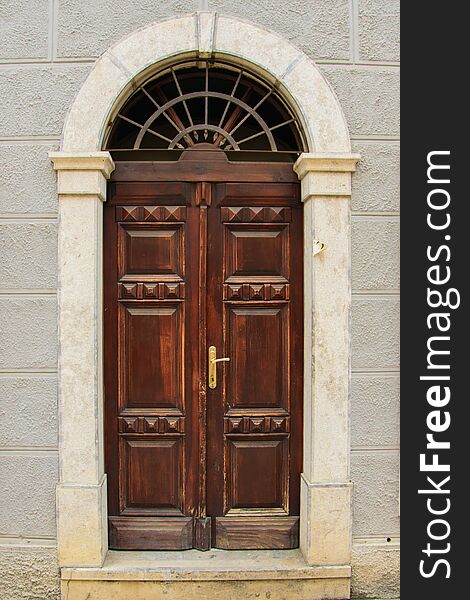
<box><xmin>294</xmin><ymin>152</ymin><xmax>361</xmax><ymax>200</ymax></box>
<box><xmin>49</xmin><ymin>152</ymin><xmax>115</xmax><ymax>176</ymax></box>
<box><xmin>49</xmin><ymin>152</ymin><xmax>115</xmax><ymax>201</ymax></box>
<box><xmin>294</xmin><ymin>152</ymin><xmax>361</xmax><ymax>177</ymax></box>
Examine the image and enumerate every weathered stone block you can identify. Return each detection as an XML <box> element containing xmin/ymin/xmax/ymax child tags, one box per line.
<box><xmin>358</xmin><ymin>0</ymin><xmax>400</xmax><ymax>62</ymax></box>
<box><xmin>352</xmin><ymin>141</ymin><xmax>400</xmax><ymax>213</ymax></box>
<box><xmin>0</xmin><ymin>453</ymin><xmax>58</xmax><ymax>537</ymax></box>
<box><xmin>351</xmin><ymin>452</ymin><xmax>400</xmax><ymax>536</ymax></box>
<box><xmin>352</xmin><ymin>295</ymin><xmax>400</xmax><ymax>370</ymax></box>
<box><xmin>0</xmin><ymin>376</ymin><xmax>57</xmax><ymax>447</ymax></box>
<box><xmin>352</xmin><ymin>541</ymin><xmax>400</xmax><ymax>599</ymax></box>
<box><xmin>320</xmin><ymin>66</ymin><xmax>400</xmax><ymax>136</ymax></box>
<box><xmin>351</xmin><ymin>374</ymin><xmax>399</xmax><ymax>447</ymax></box>
<box><xmin>352</xmin><ymin>217</ymin><xmax>399</xmax><ymax>290</ymax></box>
<box><xmin>0</xmin><ymin>144</ymin><xmax>59</xmax><ymax>214</ymax></box>
<box><xmin>0</xmin><ymin>65</ymin><xmax>91</xmax><ymax>137</ymax></box>
<box><xmin>0</xmin><ymin>0</ymin><xmax>49</xmax><ymax>59</ymax></box>
<box><xmin>0</xmin><ymin>222</ymin><xmax>57</xmax><ymax>289</ymax></box>
<box><xmin>0</xmin><ymin>296</ymin><xmax>57</xmax><ymax>369</ymax></box>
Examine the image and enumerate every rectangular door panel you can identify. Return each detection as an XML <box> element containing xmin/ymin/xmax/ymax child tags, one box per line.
<box><xmin>119</xmin><ymin>303</ymin><xmax>183</xmax><ymax>412</ymax></box>
<box><xmin>226</xmin><ymin>305</ymin><xmax>288</xmax><ymax>411</ymax></box>
<box><xmin>118</xmin><ymin>223</ymin><xmax>184</xmax><ymax>281</ymax></box>
<box><xmin>225</xmin><ymin>436</ymin><xmax>288</xmax><ymax>512</ymax></box>
<box><xmin>217</xmin><ymin>182</ymin><xmax>299</xmax><ymax>205</ymax></box>
<box><xmin>224</xmin><ymin>224</ymin><xmax>289</xmax><ymax>283</ymax></box>
<box><xmin>119</xmin><ymin>437</ymin><xmax>184</xmax><ymax>515</ymax></box>
<box><xmin>111</xmin><ymin>182</ymin><xmax>191</xmax><ymax>205</ymax></box>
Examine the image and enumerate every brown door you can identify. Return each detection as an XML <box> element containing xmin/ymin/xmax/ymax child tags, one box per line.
<box><xmin>104</xmin><ymin>153</ymin><xmax>303</xmax><ymax>550</ymax></box>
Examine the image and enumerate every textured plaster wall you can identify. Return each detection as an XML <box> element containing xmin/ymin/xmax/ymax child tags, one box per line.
<box><xmin>0</xmin><ymin>1</ymin><xmax>399</xmax><ymax>598</ymax></box>
<box><xmin>0</xmin><ymin>546</ymin><xmax>60</xmax><ymax>599</ymax></box>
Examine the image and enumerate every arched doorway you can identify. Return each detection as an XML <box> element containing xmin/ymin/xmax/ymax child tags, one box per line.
<box><xmin>103</xmin><ymin>61</ymin><xmax>304</xmax><ymax>550</ymax></box>
<box><xmin>50</xmin><ymin>13</ymin><xmax>359</xmax><ymax>598</ymax></box>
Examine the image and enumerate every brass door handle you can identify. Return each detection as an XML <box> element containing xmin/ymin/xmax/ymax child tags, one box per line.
<box><xmin>208</xmin><ymin>346</ymin><xmax>230</xmax><ymax>389</ymax></box>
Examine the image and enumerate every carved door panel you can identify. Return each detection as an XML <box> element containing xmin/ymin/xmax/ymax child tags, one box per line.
<box><xmin>104</xmin><ymin>164</ymin><xmax>302</xmax><ymax>550</ymax></box>
<box><xmin>104</xmin><ymin>182</ymin><xmax>203</xmax><ymax>550</ymax></box>
<box><xmin>207</xmin><ymin>183</ymin><xmax>303</xmax><ymax>549</ymax></box>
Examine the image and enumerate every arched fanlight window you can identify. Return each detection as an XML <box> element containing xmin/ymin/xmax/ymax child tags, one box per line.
<box><xmin>105</xmin><ymin>60</ymin><xmax>306</xmax><ymax>156</ymax></box>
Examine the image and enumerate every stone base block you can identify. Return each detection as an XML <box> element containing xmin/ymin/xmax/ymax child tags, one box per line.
<box><xmin>300</xmin><ymin>476</ymin><xmax>353</xmax><ymax>565</ymax></box>
<box><xmin>351</xmin><ymin>541</ymin><xmax>400</xmax><ymax>599</ymax></box>
<box><xmin>56</xmin><ymin>476</ymin><xmax>108</xmax><ymax>567</ymax></box>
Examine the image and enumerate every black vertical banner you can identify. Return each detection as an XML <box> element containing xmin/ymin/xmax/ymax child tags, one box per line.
<box><xmin>401</xmin><ymin>4</ymin><xmax>467</xmax><ymax>599</ymax></box>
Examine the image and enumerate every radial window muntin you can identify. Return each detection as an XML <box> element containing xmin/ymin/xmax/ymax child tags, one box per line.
<box><xmin>106</xmin><ymin>60</ymin><xmax>306</xmax><ymax>154</ymax></box>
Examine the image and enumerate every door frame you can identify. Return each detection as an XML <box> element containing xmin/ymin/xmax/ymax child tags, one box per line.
<box><xmin>49</xmin><ymin>11</ymin><xmax>360</xmax><ymax>579</ymax></box>
<box><xmin>104</xmin><ymin>165</ymin><xmax>304</xmax><ymax>551</ymax></box>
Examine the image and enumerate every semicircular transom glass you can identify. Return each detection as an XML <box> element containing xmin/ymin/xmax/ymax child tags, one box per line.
<box><xmin>106</xmin><ymin>61</ymin><xmax>306</xmax><ymax>154</ymax></box>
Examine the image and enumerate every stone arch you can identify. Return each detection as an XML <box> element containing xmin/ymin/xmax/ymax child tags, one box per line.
<box><xmin>61</xmin><ymin>13</ymin><xmax>351</xmax><ymax>154</ymax></box>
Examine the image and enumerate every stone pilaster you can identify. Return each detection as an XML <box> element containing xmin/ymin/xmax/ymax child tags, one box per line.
<box><xmin>50</xmin><ymin>152</ymin><xmax>115</xmax><ymax>567</ymax></box>
<box><xmin>294</xmin><ymin>153</ymin><xmax>360</xmax><ymax>566</ymax></box>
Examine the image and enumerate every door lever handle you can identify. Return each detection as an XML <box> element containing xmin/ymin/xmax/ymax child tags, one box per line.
<box><xmin>208</xmin><ymin>346</ymin><xmax>230</xmax><ymax>389</ymax></box>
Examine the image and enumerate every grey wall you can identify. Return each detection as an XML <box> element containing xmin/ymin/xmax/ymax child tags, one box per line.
<box><xmin>0</xmin><ymin>1</ymin><xmax>399</xmax><ymax>598</ymax></box>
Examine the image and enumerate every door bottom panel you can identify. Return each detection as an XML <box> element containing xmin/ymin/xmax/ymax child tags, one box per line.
<box><xmin>109</xmin><ymin>517</ymin><xmax>193</xmax><ymax>550</ymax></box>
<box><xmin>214</xmin><ymin>516</ymin><xmax>299</xmax><ymax>550</ymax></box>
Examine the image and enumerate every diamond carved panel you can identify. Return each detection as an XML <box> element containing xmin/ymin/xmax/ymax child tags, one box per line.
<box><xmin>116</xmin><ymin>206</ymin><xmax>187</xmax><ymax>222</ymax></box>
<box><xmin>224</xmin><ymin>283</ymin><xmax>289</xmax><ymax>301</ymax></box>
<box><xmin>118</xmin><ymin>282</ymin><xmax>185</xmax><ymax>300</ymax></box>
<box><xmin>224</xmin><ymin>416</ymin><xmax>289</xmax><ymax>434</ymax></box>
<box><xmin>118</xmin><ymin>416</ymin><xmax>185</xmax><ymax>434</ymax></box>
<box><xmin>221</xmin><ymin>206</ymin><xmax>292</xmax><ymax>223</ymax></box>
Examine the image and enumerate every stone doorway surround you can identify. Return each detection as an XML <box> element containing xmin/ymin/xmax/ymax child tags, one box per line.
<box><xmin>49</xmin><ymin>12</ymin><xmax>360</xmax><ymax>600</ymax></box>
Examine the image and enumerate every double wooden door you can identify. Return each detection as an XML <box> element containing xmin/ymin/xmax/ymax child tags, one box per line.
<box><xmin>104</xmin><ymin>155</ymin><xmax>303</xmax><ymax>550</ymax></box>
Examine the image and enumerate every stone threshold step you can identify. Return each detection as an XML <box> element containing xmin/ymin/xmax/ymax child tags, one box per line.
<box><xmin>62</xmin><ymin>549</ymin><xmax>351</xmax><ymax>582</ymax></box>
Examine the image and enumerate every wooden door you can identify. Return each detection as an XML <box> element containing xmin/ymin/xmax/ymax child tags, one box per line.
<box><xmin>104</xmin><ymin>153</ymin><xmax>302</xmax><ymax>550</ymax></box>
